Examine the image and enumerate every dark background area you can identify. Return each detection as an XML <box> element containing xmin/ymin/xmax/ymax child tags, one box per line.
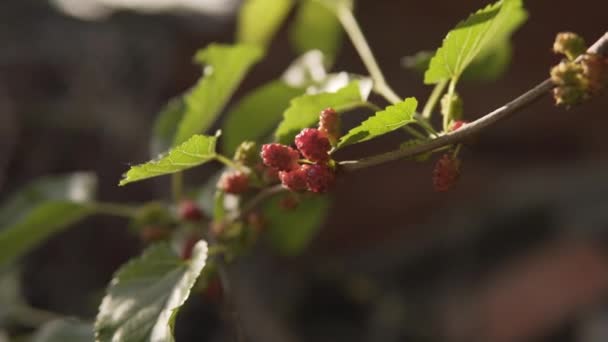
<box><xmin>1</xmin><ymin>0</ymin><xmax>608</xmax><ymax>341</ymax></box>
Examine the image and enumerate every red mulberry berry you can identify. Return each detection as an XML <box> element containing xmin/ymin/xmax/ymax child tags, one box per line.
<box><xmin>295</xmin><ymin>128</ymin><xmax>331</xmax><ymax>162</ymax></box>
<box><xmin>303</xmin><ymin>164</ymin><xmax>335</xmax><ymax>193</ymax></box>
<box><xmin>319</xmin><ymin>107</ymin><xmax>341</xmax><ymax>146</ymax></box>
<box><xmin>432</xmin><ymin>154</ymin><xmax>461</xmax><ymax>192</ymax></box>
<box><xmin>279</xmin><ymin>167</ymin><xmax>308</xmax><ymax>192</ymax></box>
<box><xmin>178</xmin><ymin>200</ymin><xmax>204</xmax><ymax>221</ymax></box>
<box><xmin>450</xmin><ymin>120</ymin><xmax>466</xmax><ymax>132</ymax></box>
<box><xmin>217</xmin><ymin>170</ymin><xmax>249</xmax><ymax>194</ymax></box>
<box><xmin>260</xmin><ymin>143</ymin><xmax>300</xmax><ymax>171</ymax></box>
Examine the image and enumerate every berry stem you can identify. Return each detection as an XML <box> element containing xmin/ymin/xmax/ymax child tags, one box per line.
<box><xmin>336</xmin><ymin>5</ymin><xmax>402</xmax><ymax>104</ymax></box>
<box><xmin>216</xmin><ymin>154</ymin><xmax>246</xmax><ymax>172</ymax></box>
<box><xmin>171</xmin><ymin>172</ymin><xmax>183</xmax><ymax>203</ymax></box>
<box><xmin>422</xmin><ymin>80</ymin><xmax>448</xmax><ymax>120</ymax></box>
<box><xmin>339</xmin><ymin>31</ymin><xmax>608</xmax><ymax>172</ymax></box>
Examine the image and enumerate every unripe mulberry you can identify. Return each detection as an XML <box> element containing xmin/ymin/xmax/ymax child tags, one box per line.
<box><xmin>553</xmin><ymin>32</ymin><xmax>586</xmax><ymax>60</ymax></box>
<box><xmin>178</xmin><ymin>200</ymin><xmax>204</xmax><ymax>222</ymax></box>
<box><xmin>260</xmin><ymin>143</ymin><xmax>300</xmax><ymax>171</ymax></box>
<box><xmin>553</xmin><ymin>85</ymin><xmax>587</xmax><ymax>106</ymax></box>
<box><xmin>295</xmin><ymin>128</ymin><xmax>331</xmax><ymax>162</ymax></box>
<box><xmin>217</xmin><ymin>170</ymin><xmax>249</xmax><ymax>194</ymax></box>
<box><xmin>550</xmin><ymin>61</ymin><xmax>585</xmax><ymax>87</ymax></box>
<box><xmin>319</xmin><ymin>107</ymin><xmax>341</xmax><ymax>146</ymax></box>
<box><xmin>233</xmin><ymin>141</ymin><xmax>258</xmax><ymax>167</ymax></box>
<box><xmin>279</xmin><ymin>167</ymin><xmax>308</xmax><ymax>192</ymax></box>
<box><xmin>139</xmin><ymin>226</ymin><xmax>171</xmax><ymax>243</ymax></box>
<box><xmin>432</xmin><ymin>154</ymin><xmax>460</xmax><ymax>192</ymax></box>
<box><xmin>303</xmin><ymin>164</ymin><xmax>335</xmax><ymax>193</ymax></box>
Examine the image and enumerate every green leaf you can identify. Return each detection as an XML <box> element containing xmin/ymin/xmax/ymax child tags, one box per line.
<box><xmin>221</xmin><ymin>81</ymin><xmax>303</xmax><ymax>155</ymax></box>
<box><xmin>461</xmin><ymin>39</ymin><xmax>513</xmax><ymax>81</ymax></box>
<box><xmin>33</xmin><ymin>320</ymin><xmax>94</xmax><ymax>342</ymax></box>
<box><xmin>0</xmin><ymin>173</ymin><xmax>96</xmax><ymax>227</ymax></box>
<box><xmin>274</xmin><ymin>81</ymin><xmax>368</xmax><ymax>144</ymax></box>
<box><xmin>0</xmin><ymin>173</ymin><xmax>97</xmax><ymax>266</ymax></box>
<box><xmin>150</xmin><ymin>96</ymin><xmax>186</xmax><ymax>157</ymax></box>
<box><xmin>173</xmin><ymin>44</ymin><xmax>264</xmax><ymax>145</ymax></box>
<box><xmin>120</xmin><ymin>134</ymin><xmax>218</xmax><ymax>186</ymax></box>
<box><xmin>95</xmin><ymin>241</ymin><xmax>208</xmax><ymax>342</ymax></box>
<box><xmin>289</xmin><ymin>0</ymin><xmax>345</xmax><ymax>66</ymax></box>
<box><xmin>403</xmin><ymin>42</ymin><xmax>514</xmax><ymax>82</ymax></box>
<box><xmin>237</xmin><ymin>0</ymin><xmax>294</xmax><ymax>47</ymax></box>
<box><xmin>424</xmin><ymin>0</ymin><xmax>527</xmax><ymax>84</ymax></box>
<box><xmin>0</xmin><ymin>202</ymin><xmax>92</xmax><ymax>266</ymax></box>
<box><xmin>338</xmin><ymin>97</ymin><xmax>418</xmax><ymax>148</ymax></box>
<box><xmin>263</xmin><ymin>195</ymin><xmax>330</xmax><ymax>255</ymax></box>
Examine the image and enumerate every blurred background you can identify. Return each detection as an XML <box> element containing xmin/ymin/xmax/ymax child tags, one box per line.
<box><xmin>1</xmin><ymin>0</ymin><xmax>608</xmax><ymax>341</ymax></box>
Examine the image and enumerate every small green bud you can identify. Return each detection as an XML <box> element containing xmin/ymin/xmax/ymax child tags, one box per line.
<box><xmin>233</xmin><ymin>141</ymin><xmax>258</xmax><ymax>167</ymax></box>
<box><xmin>553</xmin><ymin>32</ymin><xmax>586</xmax><ymax>61</ymax></box>
<box><xmin>440</xmin><ymin>92</ymin><xmax>464</xmax><ymax>121</ymax></box>
<box><xmin>553</xmin><ymin>85</ymin><xmax>587</xmax><ymax>107</ymax></box>
<box><xmin>550</xmin><ymin>61</ymin><xmax>586</xmax><ymax>87</ymax></box>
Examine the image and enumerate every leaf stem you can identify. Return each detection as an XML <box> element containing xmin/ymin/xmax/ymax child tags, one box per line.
<box><xmin>216</xmin><ymin>155</ymin><xmax>244</xmax><ymax>171</ymax></box>
<box><xmin>422</xmin><ymin>80</ymin><xmax>448</xmax><ymax>119</ymax></box>
<box><xmin>171</xmin><ymin>172</ymin><xmax>184</xmax><ymax>203</ymax></box>
<box><xmin>442</xmin><ymin>78</ymin><xmax>459</xmax><ymax>131</ymax></box>
<box><xmin>336</xmin><ymin>5</ymin><xmax>401</xmax><ymax>104</ymax></box>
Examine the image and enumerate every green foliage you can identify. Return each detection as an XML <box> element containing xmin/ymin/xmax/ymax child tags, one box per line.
<box><xmin>222</xmin><ymin>81</ymin><xmax>303</xmax><ymax>155</ymax></box>
<box><xmin>403</xmin><ymin>41</ymin><xmax>514</xmax><ymax>82</ymax></box>
<box><xmin>33</xmin><ymin>320</ymin><xmax>94</xmax><ymax>342</ymax></box>
<box><xmin>237</xmin><ymin>0</ymin><xmax>294</xmax><ymax>47</ymax></box>
<box><xmin>120</xmin><ymin>134</ymin><xmax>219</xmax><ymax>186</ymax></box>
<box><xmin>95</xmin><ymin>241</ymin><xmax>208</xmax><ymax>342</ymax></box>
<box><xmin>274</xmin><ymin>81</ymin><xmax>369</xmax><ymax>144</ymax></box>
<box><xmin>0</xmin><ymin>173</ymin><xmax>96</xmax><ymax>227</ymax></box>
<box><xmin>289</xmin><ymin>0</ymin><xmax>345</xmax><ymax>66</ymax></box>
<box><xmin>338</xmin><ymin>97</ymin><xmax>418</xmax><ymax>148</ymax></box>
<box><xmin>0</xmin><ymin>202</ymin><xmax>92</xmax><ymax>266</ymax></box>
<box><xmin>263</xmin><ymin>195</ymin><xmax>330</xmax><ymax>255</ymax></box>
<box><xmin>0</xmin><ymin>173</ymin><xmax>97</xmax><ymax>266</ymax></box>
<box><xmin>424</xmin><ymin>0</ymin><xmax>527</xmax><ymax>84</ymax></box>
<box><xmin>150</xmin><ymin>96</ymin><xmax>185</xmax><ymax>157</ymax></box>
<box><xmin>173</xmin><ymin>44</ymin><xmax>264</xmax><ymax>146</ymax></box>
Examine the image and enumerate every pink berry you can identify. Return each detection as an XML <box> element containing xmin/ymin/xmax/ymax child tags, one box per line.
<box><xmin>217</xmin><ymin>170</ymin><xmax>249</xmax><ymax>194</ymax></box>
<box><xmin>319</xmin><ymin>107</ymin><xmax>340</xmax><ymax>146</ymax></box>
<box><xmin>178</xmin><ymin>200</ymin><xmax>204</xmax><ymax>221</ymax></box>
<box><xmin>279</xmin><ymin>167</ymin><xmax>308</xmax><ymax>192</ymax></box>
<box><xmin>295</xmin><ymin>128</ymin><xmax>331</xmax><ymax>162</ymax></box>
<box><xmin>260</xmin><ymin>143</ymin><xmax>300</xmax><ymax>171</ymax></box>
<box><xmin>450</xmin><ymin>120</ymin><xmax>466</xmax><ymax>132</ymax></box>
<box><xmin>432</xmin><ymin>154</ymin><xmax>461</xmax><ymax>192</ymax></box>
<box><xmin>303</xmin><ymin>164</ymin><xmax>335</xmax><ymax>193</ymax></box>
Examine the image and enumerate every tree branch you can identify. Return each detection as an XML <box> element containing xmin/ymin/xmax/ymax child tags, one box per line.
<box><xmin>340</xmin><ymin>31</ymin><xmax>608</xmax><ymax>171</ymax></box>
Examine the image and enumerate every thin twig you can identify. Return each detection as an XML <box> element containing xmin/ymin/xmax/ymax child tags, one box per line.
<box><xmin>340</xmin><ymin>31</ymin><xmax>608</xmax><ymax>171</ymax></box>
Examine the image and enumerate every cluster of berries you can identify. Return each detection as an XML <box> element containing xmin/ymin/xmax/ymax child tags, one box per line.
<box><xmin>261</xmin><ymin>108</ymin><xmax>339</xmax><ymax>193</ymax></box>
<box><xmin>551</xmin><ymin>32</ymin><xmax>608</xmax><ymax>106</ymax></box>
